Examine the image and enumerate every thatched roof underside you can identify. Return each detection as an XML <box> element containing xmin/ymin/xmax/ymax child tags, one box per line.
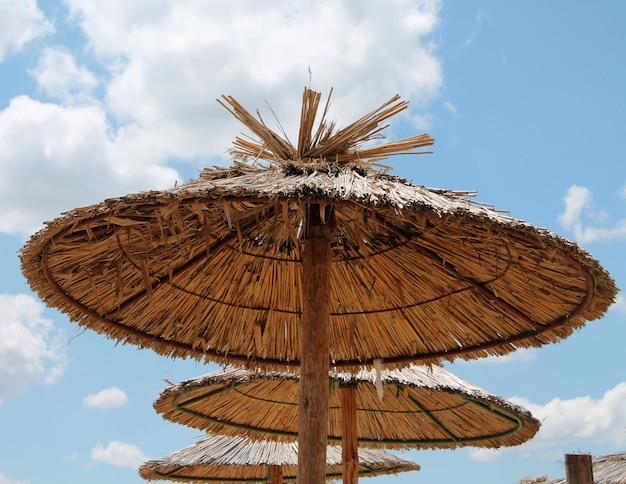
<box><xmin>153</xmin><ymin>365</ymin><xmax>540</xmax><ymax>449</ymax></box>
<box><xmin>138</xmin><ymin>433</ymin><xmax>420</xmax><ymax>482</ymax></box>
<box><xmin>538</xmin><ymin>452</ymin><xmax>626</xmax><ymax>484</ymax></box>
<box><xmin>20</xmin><ymin>88</ymin><xmax>617</xmax><ymax>371</ymax></box>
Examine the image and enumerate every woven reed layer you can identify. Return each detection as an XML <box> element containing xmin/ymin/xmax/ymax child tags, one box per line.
<box><xmin>153</xmin><ymin>366</ymin><xmax>540</xmax><ymax>450</ymax></box>
<box><xmin>138</xmin><ymin>432</ymin><xmax>419</xmax><ymax>482</ymax></box>
<box><xmin>20</xmin><ymin>88</ymin><xmax>617</xmax><ymax>371</ymax></box>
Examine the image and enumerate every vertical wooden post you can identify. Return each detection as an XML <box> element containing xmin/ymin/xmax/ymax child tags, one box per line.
<box><xmin>269</xmin><ymin>465</ymin><xmax>283</xmax><ymax>484</ymax></box>
<box><xmin>565</xmin><ymin>454</ymin><xmax>594</xmax><ymax>484</ymax></box>
<box><xmin>298</xmin><ymin>205</ymin><xmax>331</xmax><ymax>484</ymax></box>
<box><xmin>341</xmin><ymin>384</ymin><xmax>359</xmax><ymax>484</ymax></box>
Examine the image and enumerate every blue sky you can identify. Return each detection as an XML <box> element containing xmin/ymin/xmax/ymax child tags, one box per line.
<box><xmin>0</xmin><ymin>1</ymin><xmax>624</xmax><ymax>483</ymax></box>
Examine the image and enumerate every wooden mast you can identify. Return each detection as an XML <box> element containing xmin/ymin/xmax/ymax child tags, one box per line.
<box><xmin>341</xmin><ymin>384</ymin><xmax>359</xmax><ymax>484</ymax></box>
<box><xmin>298</xmin><ymin>204</ymin><xmax>332</xmax><ymax>484</ymax></box>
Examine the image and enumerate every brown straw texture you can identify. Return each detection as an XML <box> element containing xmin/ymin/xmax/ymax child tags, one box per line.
<box><xmin>20</xmin><ymin>87</ymin><xmax>617</xmax><ymax>371</ymax></box>
<box><xmin>153</xmin><ymin>365</ymin><xmax>540</xmax><ymax>450</ymax></box>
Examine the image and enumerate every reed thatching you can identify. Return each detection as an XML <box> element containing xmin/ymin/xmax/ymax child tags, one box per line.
<box><xmin>138</xmin><ymin>433</ymin><xmax>420</xmax><ymax>482</ymax></box>
<box><xmin>537</xmin><ymin>452</ymin><xmax>626</xmax><ymax>484</ymax></box>
<box><xmin>20</xmin><ymin>87</ymin><xmax>617</xmax><ymax>370</ymax></box>
<box><xmin>153</xmin><ymin>365</ymin><xmax>539</xmax><ymax>450</ymax></box>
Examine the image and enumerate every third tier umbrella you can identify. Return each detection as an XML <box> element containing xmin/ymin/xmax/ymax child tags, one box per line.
<box><xmin>139</xmin><ymin>433</ymin><xmax>420</xmax><ymax>483</ymax></box>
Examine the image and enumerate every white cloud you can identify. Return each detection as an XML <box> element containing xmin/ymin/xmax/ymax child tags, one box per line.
<box><xmin>91</xmin><ymin>441</ymin><xmax>149</xmax><ymax>468</ymax></box>
<box><xmin>1</xmin><ymin>1</ymin><xmax>444</xmax><ymax>237</ymax></box>
<box><xmin>558</xmin><ymin>184</ymin><xmax>626</xmax><ymax>243</ymax></box>
<box><xmin>0</xmin><ymin>96</ymin><xmax>180</xmax><ymax>236</ymax></box>
<box><xmin>0</xmin><ymin>294</ymin><xmax>66</xmax><ymax>405</ymax></box>
<box><xmin>83</xmin><ymin>387</ymin><xmax>128</xmax><ymax>409</ymax></box>
<box><xmin>612</xmin><ymin>295</ymin><xmax>626</xmax><ymax>313</ymax></box>
<box><xmin>0</xmin><ymin>473</ymin><xmax>29</xmax><ymax>484</ymax></box>
<box><xmin>460</xmin><ymin>348</ymin><xmax>537</xmax><ymax>366</ymax></box>
<box><xmin>29</xmin><ymin>47</ymin><xmax>99</xmax><ymax>104</ymax></box>
<box><xmin>70</xmin><ymin>0</ymin><xmax>443</xmax><ymax>158</ymax></box>
<box><xmin>510</xmin><ymin>382</ymin><xmax>626</xmax><ymax>449</ymax></box>
<box><xmin>559</xmin><ymin>185</ymin><xmax>592</xmax><ymax>233</ymax></box>
<box><xmin>0</xmin><ymin>0</ymin><xmax>53</xmax><ymax>62</ymax></box>
<box><xmin>468</xmin><ymin>447</ymin><xmax>501</xmax><ymax>462</ymax></box>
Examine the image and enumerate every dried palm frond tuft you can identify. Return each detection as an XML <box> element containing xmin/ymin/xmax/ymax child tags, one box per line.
<box><xmin>218</xmin><ymin>87</ymin><xmax>434</xmax><ymax>170</ymax></box>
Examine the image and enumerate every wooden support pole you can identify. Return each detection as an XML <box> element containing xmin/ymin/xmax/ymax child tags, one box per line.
<box><xmin>341</xmin><ymin>385</ymin><xmax>359</xmax><ymax>484</ymax></box>
<box><xmin>565</xmin><ymin>454</ymin><xmax>594</xmax><ymax>484</ymax></box>
<box><xmin>298</xmin><ymin>205</ymin><xmax>331</xmax><ymax>484</ymax></box>
<box><xmin>269</xmin><ymin>465</ymin><xmax>283</xmax><ymax>484</ymax></box>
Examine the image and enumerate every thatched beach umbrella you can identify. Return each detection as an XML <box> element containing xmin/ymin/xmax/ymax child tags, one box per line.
<box><xmin>20</xmin><ymin>88</ymin><xmax>617</xmax><ymax>484</ymax></box>
<box><xmin>138</xmin><ymin>433</ymin><xmax>420</xmax><ymax>483</ymax></box>
<box><xmin>153</xmin><ymin>365</ymin><xmax>539</xmax><ymax>482</ymax></box>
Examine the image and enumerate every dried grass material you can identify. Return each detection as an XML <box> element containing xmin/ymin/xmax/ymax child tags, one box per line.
<box><xmin>20</xmin><ymin>88</ymin><xmax>617</xmax><ymax>371</ymax></box>
<box><xmin>153</xmin><ymin>366</ymin><xmax>540</xmax><ymax>450</ymax></box>
<box><xmin>218</xmin><ymin>87</ymin><xmax>433</xmax><ymax>168</ymax></box>
<box><xmin>536</xmin><ymin>452</ymin><xmax>626</xmax><ymax>484</ymax></box>
<box><xmin>138</xmin><ymin>433</ymin><xmax>420</xmax><ymax>482</ymax></box>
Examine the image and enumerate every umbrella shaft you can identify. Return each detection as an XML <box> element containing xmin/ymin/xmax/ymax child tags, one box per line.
<box><xmin>298</xmin><ymin>205</ymin><xmax>332</xmax><ymax>484</ymax></box>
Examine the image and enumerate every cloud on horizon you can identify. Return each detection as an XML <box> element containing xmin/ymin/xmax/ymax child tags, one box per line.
<box><xmin>468</xmin><ymin>381</ymin><xmax>626</xmax><ymax>463</ymax></box>
<box><xmin>510</xmin><ymin>382</ymin><xmax>626</xmax><ymax>449</ymax></box>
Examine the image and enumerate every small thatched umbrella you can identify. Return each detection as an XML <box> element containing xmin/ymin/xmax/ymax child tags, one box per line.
<box><xmin>138</xmin><ymin>433</ymin><xmax>420</xmax><ymax>483</ymax></box>
<box><xmin>153</xmin><ymin>365</ymin><xmax>539</xmax><ymax>482</ymax></box>
<box><xmin>20</xmin><ymin>88</ymin><xmax>617</xmax><ymax>484</ymax></box>
<box><xmin>537</xmin><ymin>452</ymin><xmax>626</xmax><ymax>484</ymax></box>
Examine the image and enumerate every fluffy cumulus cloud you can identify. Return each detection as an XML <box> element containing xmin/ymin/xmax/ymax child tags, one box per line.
<box><xmin>468</xmin><ymin>382</ymin><xmax>626</xmax><ymax>462</ymax></box>
<box><xmin>0</xmin><ymin>0</ymin><xmax>53</xmax><ymax>62</ymax></box>
<box><xmin>0</xmin><ymin>294</ymin><xmax>66</xmax><ymax>405</ymax></box>
<box><xmin>91</xmin><ymin>441</ymin><xmax>149</xmax><ymax>468</ymax></box>
<box><xmin>512</xmin><ymin>382</ymin><xmax>626</xmax><ymax>449</ymax></box>
<box><xmin>83</xmin><ymin>387</ymin><xmax>128</xmax><ymax>409</ymax></box>
<box><xmin>0</xmin><ymin>96</ymin><xmax>180</xmax><ymax>236</ymax></box>
<box><xmin>71</xmin><ymin>0</ymin><xmax>443</xmax><ymax>151</ymax></box>
<box><xmin>29</xmin><ymin>46</ymin><xmax>100</xmax><ymax>103</ymax></box>
<box><xmin>558</xmin><ymin>184</ymin><xmax>626</xmax><ymax>243</ymax></box>
<box><xmin>0</xmin><ymin>0</ymin><xmax>443</xmax><ymax>236</ymax></box>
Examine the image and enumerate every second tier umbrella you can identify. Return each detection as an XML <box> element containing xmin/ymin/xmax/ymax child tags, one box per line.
<box><xmin>154</xmin><ymin>365</ymin><xmax>539</xmax><ymax>483</ymax></box>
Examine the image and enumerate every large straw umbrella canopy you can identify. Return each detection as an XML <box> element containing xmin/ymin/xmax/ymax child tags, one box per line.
<box><xmin>138</xmin><ymin>433</ymin><xmax>420</xmax><ymax>483</ymax></box>
<box><xmin>153</xmin><ymin>365</ymin><xmax>540</xmax><ymax>450</ymax></box>
<box><xmin>19</xmin><ymin>88</ymin><xmax>616</xmax><ymax>370</ymax></box>
<box><xmin>19</xmin><ymin>88</ymin><xmax>617</xmax><ymax>484</ymax></box>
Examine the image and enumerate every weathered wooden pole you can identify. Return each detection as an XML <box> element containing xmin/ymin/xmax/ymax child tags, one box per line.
<box><xmin>298</xmin><ymin>204</ymin><xmax>331</xmax><ymax>484</ymax></box>
<box><xmin>269</xmin><ymin>465</ymin><xmax>283</xmax><ymax>484</ymax></box>
<box><xmin>565</xmin><ymin>454</ymin><xmax>594</xmax><ymax>484</ymax></box>
<box><xmin>341</xmin><ymin>384</ymin><xmax>359</xmax><ymax>484</ymax></box>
